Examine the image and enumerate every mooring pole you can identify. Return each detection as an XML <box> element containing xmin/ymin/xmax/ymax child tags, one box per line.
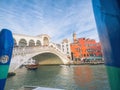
<box><xmin>0</xmin><ymin>29</ymin><xmax>14</xmax><ymax>90</ymax></box>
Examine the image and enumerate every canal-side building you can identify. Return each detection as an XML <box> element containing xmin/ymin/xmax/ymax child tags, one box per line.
<box><xmin>70</xmin><ymin>32</ymin><xmax>83</xmax><ymax>61</ymax></box>
<box><xmin>78</xmin><ymin>38</ymin><xmax>103</xmax><ymax>60</ymax></box>
<box><xmin>70</xmin><ymin>42</ymin><xmax>81</xmax><ymax>61</ymax></box>
<box><xmin>61</xmin><ymin>39</ymin><xmax>71</xmax><ymax>59</ymax></box>
<box><xmin>70</xmin><ymin>37</ymin><xmax>89</xmax><ymax>61</ymax></box>
<box><xmin>70</xmin><ymin>32</ymin><xmax>103</xmax><ymax>62</ymax></box>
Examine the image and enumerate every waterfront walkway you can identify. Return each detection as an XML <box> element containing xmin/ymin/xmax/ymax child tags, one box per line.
<box><xmin>70</xmin><ymin>60</ymin><xmax>104</xmax><ymax>65</ymax></box>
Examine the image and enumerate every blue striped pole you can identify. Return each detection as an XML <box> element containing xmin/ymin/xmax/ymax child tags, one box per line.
<box><xmin>0</xmin><ymin>29</ymin><xmax>14</xmax><ymax>90</ymax></box>
<box><xmin>92</xmin><ymin>0</ymin><xmax>120</xmax><ymax>90</ymax></box>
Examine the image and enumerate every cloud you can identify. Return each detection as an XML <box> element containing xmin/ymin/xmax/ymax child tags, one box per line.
<box><xmin>0</xmin><ymin>0</ymin><xmax>99</xmax><ymax>43</ymax></box>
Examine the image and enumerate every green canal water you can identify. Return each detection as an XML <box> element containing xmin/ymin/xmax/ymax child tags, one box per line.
<box><xmin>5</xmin><ymin>65</ymin><xmax>110</xmax><ymax>90</ymax></box>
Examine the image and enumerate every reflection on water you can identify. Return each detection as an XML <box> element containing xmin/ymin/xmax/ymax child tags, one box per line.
<box><xmin>74</xmin><ymin>66</ymin><xmax>93</xmax><ymax>87</ymax></box>
<box><xmin>5</xmin><ymin>65</ymin><xmax>110</xmax><ymax>90</ymax></box>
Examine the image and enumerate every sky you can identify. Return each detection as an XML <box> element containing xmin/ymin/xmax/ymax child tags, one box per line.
<box><xmin>0</xmin><ymin>0</ymin><xmax>99</xmax><ymax>43</ymax></box>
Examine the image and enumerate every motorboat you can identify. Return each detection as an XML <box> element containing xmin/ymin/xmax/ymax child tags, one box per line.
<box><xmin>24</xmin><ymin>59</ymin><xmax>39</xmax><ymax>70</ymax></box>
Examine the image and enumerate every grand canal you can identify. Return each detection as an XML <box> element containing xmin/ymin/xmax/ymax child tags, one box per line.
<box><xmin>5</xmin><ymin>65</ymin><xmax>110</xmax><ymax>90</ymax></box>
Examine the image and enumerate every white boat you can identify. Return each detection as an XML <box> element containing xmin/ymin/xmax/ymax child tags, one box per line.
<box><xmin>24</xmin><ymin>59</ymin><xmax>39</xmax><ymax>70</ymax></box>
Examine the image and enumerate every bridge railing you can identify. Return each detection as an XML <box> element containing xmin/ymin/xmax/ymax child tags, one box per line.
<box><xmin>12</xmin><ymin>45</ymin><xmax>65</xmax><ymax>58</ymax></box>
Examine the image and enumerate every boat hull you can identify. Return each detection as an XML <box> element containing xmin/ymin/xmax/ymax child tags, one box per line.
<box><xmin>25</xmin><ymin>64</ymin><xmax>38</xmax><ymax>70</ymax></box>
<box><xmin>92</xmin><ymin>0</ymin><xmax>120</xmax><ymax>90</ymax></box>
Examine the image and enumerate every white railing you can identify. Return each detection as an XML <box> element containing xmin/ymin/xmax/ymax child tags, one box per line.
<box><xmin>12</xmin><ymin>45</ymin><xmax>64</xmax><ymax>57</ymax></box>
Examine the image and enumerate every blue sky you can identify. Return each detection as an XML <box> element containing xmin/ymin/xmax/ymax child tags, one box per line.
<box><xmin>0</xmin><ymin>0</ymin><xmax>99</xmax><ymax>43</ymax></box>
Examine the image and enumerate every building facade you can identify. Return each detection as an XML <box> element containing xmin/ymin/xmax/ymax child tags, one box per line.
<box><xmin>61</xmin><ymin>39</ymin><xmax>71</xmax><ymax>59</ymax></box>
<box><xmin>70</xmin><ymin>32</ymin><xmax>103</xmax><ymax>62</ymax></box>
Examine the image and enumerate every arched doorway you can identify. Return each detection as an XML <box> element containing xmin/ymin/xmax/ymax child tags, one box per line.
<box><xmin>29</xmin><ymin>39</ymin><xmax>35</xmax><ymax>47</ymax></box>
<box><xmin>33</xmin><ymin>53</ymin><xmax>63</xmax><ymax>65</ymax></box>
<box><xmin>19</xmin><ymin>39</ymin><xmax>27</xmax><ymax>47</ymax></box>
<box><xmin>43</xmin><ymin>37</ymin><xmax>49</xmax><ymax>46</ymax></box>
<box><xmin>36</xmin><ymin>40</ymin><xmax>41</xmax><ymax>46</ymax></box>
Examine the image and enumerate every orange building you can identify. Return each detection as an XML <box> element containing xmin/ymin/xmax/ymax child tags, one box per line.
<box><xmin>71</xmin><ymin>43</ymin><xmax>80</xmax><ymax>60</ymax></box>
<box><xmin>78</xmin><ymin>38</ymin><xmax>89</xmax><ymax>58</ymax></box>
<box><xmin>70</xmin><ymin>32</ymin><xmax>102</xmax><ymax>61</ymax></box>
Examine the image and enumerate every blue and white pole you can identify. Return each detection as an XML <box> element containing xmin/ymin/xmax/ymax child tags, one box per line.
<box><xmin>0</xmin><ymin>29</ymin><xmax>14</xmax><ymax>90</ymax></box>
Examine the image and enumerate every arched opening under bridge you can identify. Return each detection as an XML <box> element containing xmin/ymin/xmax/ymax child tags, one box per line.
<box><xmin>32</xmin><ymin>53</ymin><xmax>63</xmax><ymax>65</ymax></box>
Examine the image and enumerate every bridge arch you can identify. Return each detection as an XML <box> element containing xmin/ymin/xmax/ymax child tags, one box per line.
<box><xmin>32</xmin><ymin>52</ymin><xmax>63</xmax><ymax>65</ymax></box>
<box><xmin>10</xmin><ymin>46</ymin><xmax>70</xmax><ymax>72</ymax></box>
<box><xmin>19</xmin><ymin>38</ymin><xmax>27</xmax><ymax>47</ymax></box>
<box><xmin>29</xmin><ymin>39</ymin><xmax>35</xmax><ymax>47</ymax></box>
<box><xmin>27</xmin><ymin>49</ymin><xmax>69</xmax><ymax>65</ymax></box>
<box><xmin>36</xmin><ymin>40</ymin><xmax>41</xmax><ymax>46</ymax></box>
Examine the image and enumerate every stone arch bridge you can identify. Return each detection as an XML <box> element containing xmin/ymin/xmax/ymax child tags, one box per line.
<box><xmin>9</xmin><ymin>34</ymin><xmax>70</xmax><ymax>72</ymax></box>
<box><xmin>9</xmin><ymin>46</ymin><xmax>70</xmax><ymax>72</ymax></box>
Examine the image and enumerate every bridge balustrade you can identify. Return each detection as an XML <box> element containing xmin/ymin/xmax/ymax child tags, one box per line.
<box><xmin>12</xmin><ymin>45</ymin><xmax>64</xmax><ymax>57</ymax></box>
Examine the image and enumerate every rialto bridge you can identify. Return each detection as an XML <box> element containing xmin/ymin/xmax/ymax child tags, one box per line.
<box><xmin>9</xmin><ymin>33</ymin><xmax>70</xmax><ymax>72</ymax></box>
<box><xmin>13</xmin><ymin>33</ymin><xmax>50</xmax><ymax>47</ymax></box>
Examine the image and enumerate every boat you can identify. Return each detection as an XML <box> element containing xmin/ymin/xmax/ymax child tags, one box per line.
<box><xmin>24</xmin><ymin>59</ymin><xmax>39</xmax><ymax>70</ymax></box>
<box><xmin>19</xmin><ymin>85</ymin><xmax>64</xmax><ymax>90</ymax></box>
<box><xmin>7</xmin><ymin>72</ymin><xmax>16</xmax><ymax>78</ymax></box>
<box><xmin>25</xmin><ymin>64</ymin><xmax>38</xmax><ymax>70</ymax></box>
<box><xmin>92</xmin><ymin>0</ymin><xmax>120</xmax><ymax>89</ymax></box>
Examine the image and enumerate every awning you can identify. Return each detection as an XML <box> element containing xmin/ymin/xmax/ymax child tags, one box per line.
<box><xmin>87</xmin><ymin>56</ymin><xmax>102</xmax><ymax>60</ymax></box>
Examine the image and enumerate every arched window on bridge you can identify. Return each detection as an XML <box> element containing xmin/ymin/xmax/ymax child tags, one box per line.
<box><xmin>14</xmin><ymin>38</ymin><xmax>17</xmax><ymax>47</ymax></box>
<box><xmin>29</xmin><ymin>39</ymin><xmax>35</xmax><ymax>47</ymax></box>
<box><xmin>19</xmin><ymin>39</ymin><xmax>27</xmax><ymax>47</ymax></box>
<box><xmin>36</xmin><ymin>40</ymin><xmax>41</xmax><ymax>46</ymax></box>
<box><xmin>50</xmin><ymin>45</ymin><xmax>53</xmax><ymax>47</ymax></box>
<box><xmin>43</xmin><ymin>37</ymin><xmax>49</xmax><ymax>46</ymax></box>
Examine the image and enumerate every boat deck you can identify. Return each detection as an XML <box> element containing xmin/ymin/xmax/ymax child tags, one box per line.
<box><xmin>19</xmin><ymin>86</ymin><xmax>64</xmax><ymax>90</ymax></box>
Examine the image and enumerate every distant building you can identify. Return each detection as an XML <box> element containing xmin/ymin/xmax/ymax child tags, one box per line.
<box><xmin>73</xmin><ymin>32</ymin><xmax>77</xmax><ymax>43</ymax></box>
<box><xmin>61</xmin><ymin>39</ymin><xmax>71</xmax><ymax>59</ymax></box>
<box><xmin>70</xmin><ymin>32</ymin><xmax>103</xmax><ymax>61</ymax></box>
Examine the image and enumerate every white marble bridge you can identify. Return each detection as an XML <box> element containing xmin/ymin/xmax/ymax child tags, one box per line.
<box><xmin>9</xmin><ymin>33</ymin><xmax>70</xmax><ymax>72</ymax></box>
<box><xmin>9</xmin><ymin>46</ymin><xmax>70</xmax><ymax>72</ymax></box>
